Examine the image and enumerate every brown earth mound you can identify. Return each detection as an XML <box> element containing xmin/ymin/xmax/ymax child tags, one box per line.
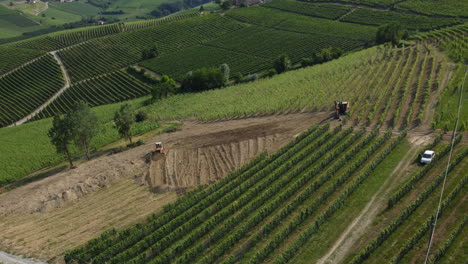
<box><xmin>0</xmin><ymin>112</ymin><xmax>328</xmax><ymax>216</ymax></box>
<box><xmin>147</xmin><ymin>123</ymin><xmax>296</xmax><ymax>190</ymax></box>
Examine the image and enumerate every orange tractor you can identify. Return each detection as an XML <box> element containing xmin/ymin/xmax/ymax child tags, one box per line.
<box><xmin>153</xmin><ymin>142</ymin><xmax>165</xmax><ymax>154</ymax></box>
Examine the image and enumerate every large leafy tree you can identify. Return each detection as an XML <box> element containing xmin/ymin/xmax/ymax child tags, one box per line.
<box><xmin>69</xmin><ymin>101</ymin><xmax>99</xmax><ymax>160</ymax></box>
<box><xmin>151</xmin><ymin>75</ymin><xmax>177</xmax><ymax>101</ymax></box>
<box><xmin>376</xmin><ymin>23</ymin><xmax>407</xmax><ymax>46</ymax></box>
<box><xmin>48</xmin><ymin>115</ymin><xmax>74</xmax><ymax>168</ymax></box>
<box><xmin>114</xmin><ymin>104</ymin><xmax>135</xmax><ymax>143</ymax></box>
<box><xmin>274</xmin><ymin>54</ymin><xmax>291</xmax><ymax>74</ymax></box>
<box><xmin>182</xmin><ymin>67</ymin><xmax>224</xmax><ymax>92</ymax></box>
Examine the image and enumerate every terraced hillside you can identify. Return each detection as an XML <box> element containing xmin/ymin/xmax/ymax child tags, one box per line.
<box><xmin>1</xmin><ymin>31</ymin><xmax>462</xmax><ymax>184</ymax></box>
<box><xmin>58</xmin><ymin>15</ymin><xmax>246</xmax><ymax>82</ymax></box>
<box><xmin>0</xmin><ymin>54</ymin><xmax>64</xmax><ymax>127</ymax></box>
<box><xmin>0</xmin><ymin>5</ymin><xmax>466</xmax><ymax>264</ymax></box>
<box><xmin>2</xmin><ymin>0</ymin><xmax>465</xmax><ymax>128</ymax></box>
<box><xmin>64</xmin><ymin>124</ymin><xmax>408</xmax><ymax>263</ymax></box>
<box><xmin>33</xmin><ymin>70</ymin><xmax>152</xmax><ymax>120</ymax></box>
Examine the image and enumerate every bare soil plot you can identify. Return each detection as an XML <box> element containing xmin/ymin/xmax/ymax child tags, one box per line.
<box><xmin>0</xmin><ymin>112</ymin><xmax>326</xmax><ymax>263</ymax></box>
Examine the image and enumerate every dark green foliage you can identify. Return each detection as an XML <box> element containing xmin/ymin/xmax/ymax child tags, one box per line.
<box><xmin>274</xmin><ymin>54</ymin><xmax>291</xmax><ymax>73</ymax></box>
<box><xmin>301</xmin><ymin>57</ymin><xmax>314</xmax><ymax>67</ymax></box>
<box><xmin>152</xmin><ymin>75</ymin><xmax>177</xmax><ymax>101</ymax></box>
<box><xmin>69</xmin><ymin>101</ymin><xmax>99</xmax><ymax>160</ymax></box>
<box><xmin>219</xmin><ymin>63</ymin><xmax>230</xmax><ymax>84</ymax></box>
<box><xmin>182</xmin><ymin>67</ymin><xmax>225</xmax><ymax>92</ymax></box>
<box><xmin>221</xmin><ymin>0</ymin><xmax>232</xmax><ymax>10</ymax></box>
<box><xmin>48</xmin><ymin>115</ymin><xmax>74</xmax><ymax>167</ymax></box>
<box><xmin>114</xmin><ymin>104</ymin><xmax>135</xmax><ymax>143</ymax></box>
<box><xmin>265</xmin><ymin>68</ymin><xmax>277</xmax><ymax>78</ymax></box>
<box><xmin>135</xmin><ymin>111</ymin><xmax>148</xmax><ymax>122</ymax></box>
<box><xmin>376</xmin><ymin>23</ymin><xmax>407</xmax><ymax>46</ymax></box>
<box><xmin>141</xmin><ymin>45</ymin><xmax>158</xmax><ymax>60</ymax></box>
<box><xmin>316</xmin><ymin>47</ymin><xmax>343</xmax><ymax>63</ymax></box>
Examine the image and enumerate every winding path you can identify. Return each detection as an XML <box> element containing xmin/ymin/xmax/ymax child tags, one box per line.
<box><xmin>8</xmin><ymin>51</ymin><xmax>71</xmax><ymax>127</ymax></box>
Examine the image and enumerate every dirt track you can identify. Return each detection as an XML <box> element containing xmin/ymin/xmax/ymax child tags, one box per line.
<box><xmin>0</xmin><ymin>113</ymin><xmax>327</xmax><ymax>262</ymax></box>
<box><xmin>147</xmin><ymin>121</ymin><xmax>316</xmax><ymax>190</ymax></box>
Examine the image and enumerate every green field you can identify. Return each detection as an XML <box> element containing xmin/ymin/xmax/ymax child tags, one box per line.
<box><xmin>395</xmin><ymin>0</ymin><xmax>468</xmax><ymax>17</ymax></box>
<box><xmin>0</xmin><ymin>97</ymin><xmax>155</xmax><ymax>186</ymax></box>
<box><xmin>263</xmin><ymin>0</ymin><xmax>351</xmax><ymax>20</ymax></box>
<box><xmin>48</xmin><ymin>1</ymin><xmax>101</xmax><ymax>16</ymax></box>
<box><xmin>140</xmin><ymin>44</ymin><xmax>271</xmax><ymax>79</ymax></box>
<box><xmin>39</xmin><ymin>5</ymin><xmax>82</xmax><ymax>26</ymax></box>
<box><xmin>0</xmin><ymin>4</ymin><xmax>43</xmax><ymax>38</ymax></box>
<box><xmin>226</xmin><ymin>6</ymin><xmax>376</xmax><ymax>42</ymax></box>
<box><xmin>342</xmin><ymin>8</ymin><xmax>462</xmax><ymax>30</ymax></box>
<box><xmin>0</xmin><ymin>45</ymin><xmax>44</xmax><ymax>74</ymax></box>
<box><xmin>58</xmin><ymin>15</ymin><xmax>247</xmax><ymax>82</ymax></box>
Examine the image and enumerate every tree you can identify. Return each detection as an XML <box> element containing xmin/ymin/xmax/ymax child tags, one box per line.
<box><xmin>232</xmin><ymin>72</ymin><xmax>243</xmax><ymax>83</ymax></box>
<box><xmin>219</xmin><ymin>63</ymin><xmax>230</xmax><ymax>85</ymax></box>
<box><xmin>114</xmin><ymin>104</ymin><xmax>135</xmax><ymax>143</ymax></box>
<box><xmin>151</xmin><ymin>75</ymin><xmax>176</xmax><ymax>101</ymax></box>
<box><xmin>376</xmin><ymin>23</ymin><xmax>406</xmax><ymax>46</ymax></box>
<box><xmin>159</xmin><ymin>75</ymin><xmax>177</xmax><ymax>98</ymax></box>
<box><xmin>69</xmin><ymin>101</ymin><xmax>98</xmax><ymax>160</ymax></box>
<box><xmin>142</xmin><ymin>45</ymin><xmax>158</xmax><ymax>59</ymax></box>
<box><xmin>220</xmin><ymin>0</ymin><xmax>232</xmax><ymax>10</ymax></box>
<box><xmin>182</xmin><ymin>67</ymin><xmax>225</xmax><ymax>92</ymax></box>
<box><xmin>48</xmin><ymin>115</ymin><xmax>74</xmax><ymax>168</ymax></box>
<box><xmin>274</xmin><ymin>54</ymin><xmax>291</xmax><ymax>73</ymax></box>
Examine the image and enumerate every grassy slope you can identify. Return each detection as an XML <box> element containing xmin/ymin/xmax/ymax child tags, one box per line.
<box><xmin>0</xmin><ymin>45</ymin><xmax>379</xmax><ymax>185</ymax></box>
<box><xmin>0</xmin><ymin>4</ymin><xmax>43</xmax><ymax>38</ymax></box>
<box><xmin>48</xmin><ymin>1</ymin><xmax>101</xmax><ymax>16</ymax></box>
<box><xmin>434</xmin><ymin>65</ymin><xmax>468</xmax><ymax>130</ymax></box>
<box><xmin>39</xmin><ymin>6</ymin><xmax>82</xmax><ymax>26</ymax></box>
<box><xmin>395</xmin><ymin>0</ymin><xmax>468</xmax><ymax>17</ymax></box>
<box><xmin>0</xmin><ymin>97</ymin><xmax>154</xmax><ymax>186</ymax></box>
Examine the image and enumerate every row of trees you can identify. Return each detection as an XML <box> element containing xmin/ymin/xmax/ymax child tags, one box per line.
<box><xmin>48</xmin><ymin>102</ymin><xmax>140</xmax><ymax>167</ymax></box>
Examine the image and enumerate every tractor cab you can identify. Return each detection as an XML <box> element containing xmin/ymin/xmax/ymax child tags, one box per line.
<box><xmin>334</xmin><ymin>101</ymin><xmax>350</xmax><ymax>118</ymax></box>
<box><xmin>154</xmin><ymin>142</ymin><xmax>164</xmax><ymax>154</ymax></box>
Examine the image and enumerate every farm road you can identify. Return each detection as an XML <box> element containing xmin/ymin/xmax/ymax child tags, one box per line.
<box><xmin>0</xmin><ymin>250</ymin><xmax>47</xmax><ymax>264</ymax></box>
<box><xmin>317</xmin><ymin>136</ymin><xmax>427</xmax><ymax>264</ymax></box>
<box><xmin>8</xmin><ymin>51</ymin><xmax>71</xmax><ymax>127</ymax></box>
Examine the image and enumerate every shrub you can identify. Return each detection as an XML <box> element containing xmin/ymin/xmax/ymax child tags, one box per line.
<box><xmin>135</xmin><ymin>111</ymin><xmax>148</xmax><ymax>122</ymax></box>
